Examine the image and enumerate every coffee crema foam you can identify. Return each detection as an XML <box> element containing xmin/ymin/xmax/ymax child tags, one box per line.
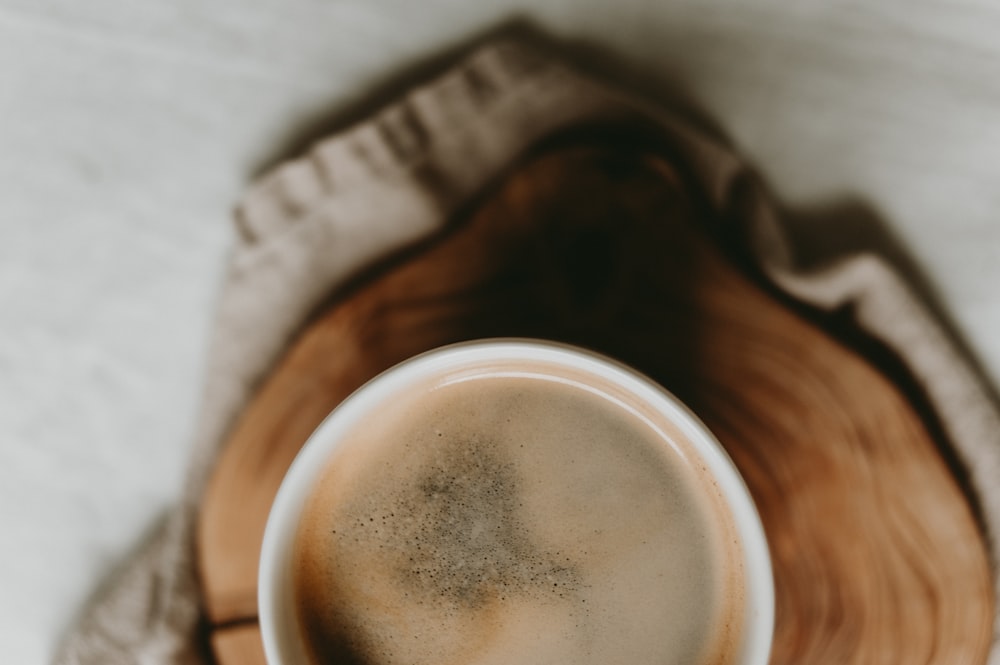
<box><xmin>293</xmin><ymin>364</ymin><xmax>744</xmax><ymax>665</ymax></box>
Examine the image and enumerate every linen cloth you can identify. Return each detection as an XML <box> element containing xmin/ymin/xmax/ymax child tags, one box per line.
<box><xmin>55</xmin><ymin>39</ymin><xmax>1000</xmax><ymax>664</ymax></box>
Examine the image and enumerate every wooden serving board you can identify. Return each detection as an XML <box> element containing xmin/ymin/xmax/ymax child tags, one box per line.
<box><xmin>196</xmin><ymin>145</ymin><xmax>993</xmax><ymax>664</ymax></box>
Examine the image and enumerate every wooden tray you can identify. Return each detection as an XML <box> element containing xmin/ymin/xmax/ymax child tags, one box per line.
<box><xmin>196</xmin><ymin>145</ymin><xmax>993</xmax><ymax>664</ymax></box>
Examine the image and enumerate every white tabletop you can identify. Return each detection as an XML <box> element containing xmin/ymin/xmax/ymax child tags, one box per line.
<box><xmin>3</xmin><ymin>1</ymin><xmax>999</xmax><ymax>662</ymax></box>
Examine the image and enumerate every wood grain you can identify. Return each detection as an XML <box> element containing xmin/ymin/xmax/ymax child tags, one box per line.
<box><xmin>210</xmin><ymin>624</ymin><xmax>267</xmax><ymax>665</ymax></box>
<box><xmin>197</xmin><ymin>145</ymin><xmax>993</xmax><ymax>664</ymax></box>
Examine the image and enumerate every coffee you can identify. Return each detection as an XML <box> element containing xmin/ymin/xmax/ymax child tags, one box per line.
<box><xmin>292</xmin><ymin>362</ymin><xmax>744</xmax><ymax>665</ymax></box>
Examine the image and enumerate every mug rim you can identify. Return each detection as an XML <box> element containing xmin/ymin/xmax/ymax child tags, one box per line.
<box><xmin>258</xmin><ymin>338</ymin><xmax>774</xmax><ymax>665</ymax></box>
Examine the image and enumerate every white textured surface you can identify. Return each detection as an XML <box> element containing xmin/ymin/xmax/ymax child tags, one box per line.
<box><xmin>2</xmin><ymin>1</ymin><xmax>998</xmax><ymax>663</ymax></box>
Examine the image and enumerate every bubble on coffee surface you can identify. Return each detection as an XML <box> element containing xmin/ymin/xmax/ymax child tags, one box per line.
<box><xmin>354</xmin><ymin>434</ymin><xmax>583</xmax><ymax>609</ymax></box>
<box><xmin>293</xmin><ymin>373</ymin><xmax>741</xmax><ymax>665</ymax></box>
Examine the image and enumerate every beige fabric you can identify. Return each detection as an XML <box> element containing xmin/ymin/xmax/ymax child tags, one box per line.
<box><xmin>55</xmin><ymin>39</ymin><xmax>1000</xmax><ymax>664</ymax></box>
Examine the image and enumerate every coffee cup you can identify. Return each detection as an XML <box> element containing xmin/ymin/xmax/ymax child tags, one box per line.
<box><xmin>259</xmin><ymin>339</ymin><xmax>773</xmax><ymax>664</ymax></box>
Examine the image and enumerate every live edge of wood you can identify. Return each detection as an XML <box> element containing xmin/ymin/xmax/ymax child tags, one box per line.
<box><xmin>197</xmin><ymin>145</ymin><xmax>994</xmax><ymax>665</ymax></box>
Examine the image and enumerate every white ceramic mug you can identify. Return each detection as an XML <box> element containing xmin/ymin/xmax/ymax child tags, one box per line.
<box><xmin>259</xmin><ymin>339</ymin><xmax>774</xmax><ymax>665</ymax></box>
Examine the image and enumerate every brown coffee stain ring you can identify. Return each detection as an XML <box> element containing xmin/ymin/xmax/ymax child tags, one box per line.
<box><xmin>196</xmin><ymin>145</ymin><xmax>993</xmax><ymax>664</ymax></box>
